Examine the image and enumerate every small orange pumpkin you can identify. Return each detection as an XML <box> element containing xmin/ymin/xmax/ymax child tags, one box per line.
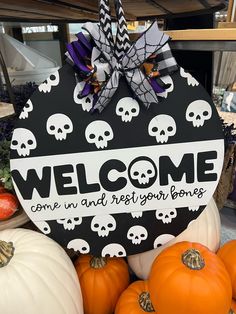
<box><xmin>75</xmin><ymin>254</ymin><xmax>130</xmax><ymax>314</ymax></box>
<box><xmin>115</xmin><ymin>280</ymin><xmax>156</xmax><ymax>314</ymax></box>
<box><xmin>217</xmin><ymin>240</ymin><xmax>236</xmax><ymax>299</ymax></box>
<box><xmin>148</xmin><ymin>242</ymin><xmax>232</xmax><ymax>314</ymax></box>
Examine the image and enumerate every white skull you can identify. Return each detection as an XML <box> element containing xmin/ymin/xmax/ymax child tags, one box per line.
<box><xmin>67</xmin><ymin>239</ymin><xmax>90</xmax><ymax>254</ymax></box>
<box><xmin>130</xmin><ymin>160</ymin><xmax>155</xmax><ymax>185</ymax></box>
<box><xmin>116</xmin><ymin>97</ymin><xmax>140</xmax><ymax>122</ymax></box>
<box><xmin>155</xmin><ymin>208</ymin><xmax>177</xmax><ymax>224</ymax></box>
<box><xmin>85</xmin><ymin>120</ymin><xmax>113</xmax><ymax>149</ymax></box>
<box><xmin>11</xmin><ymin>128</ymin><xmax>37</xmax><ymax>157</ymax></box>
<box><xmin>101</xmin><ymin>243</ymin><xmax>126</xmax><ymax>257</ymax></box>
<box><xmin>127</xmin><ymin>225</ymin><xmax>148</xmax><ymax>245</ymax></box>
<box><xmin>46</xmin><ymin>113</ymin><xmax>73</xmax><ymax>141</ymax></box>
<box><xmin>91</xmin><ymin>214</ymin><xmax>116</xmax><ymax>237</ymax></box>
<box><xmin>34</xmin><ymin>221</ymin><xmax>51</xmax><ymax>235</ymax></box>
<box><xmin>57</xmin><ymin>217</ymin><xmax>82</xmax><ymax>230</ymax></box>
<box><xmin>186</xmin><ymin>100</ymin><xmax>212</xmax><ymax>128</ymax></box>
<box><xmin>73</xmin><ymin>81</ymin><xmax>93</xmax><ymax>112</ymax></box>
<box><xmin>148</xmin><ymin>114</ymin><xmax>176</xmax><ymax>144</ymax></box>
<box><xmin>153</xmin><ymin>234</ymin><xmax>175</xmax><ymax>248</ymax></box>
<box><xmin>188</xmin><ymin>206</ymin><xmax>200</xmax><ymax>211</ymax></box>
<box><xmin>130</xmin><ymin>211</ymin><xmax>143</xmax><ymax>218</ymax></box>
<box><xmin>19</xmin><ymin>99</ymin><xmax>33</xmax><ymax>119</ymax></box>
<box><xmin>158</xmin><ymin>75</ymin><xmax>174</xmax><ymax>98</ymax></box>
<box><xmin>180</xmin><ymin>67</ymin><xmax>199</xmax><ymax>87</ymax></box>
<box><xmin>38</xmin><ymin>71</ymin><xmax>60</xmax><ymax>93</ymax></box>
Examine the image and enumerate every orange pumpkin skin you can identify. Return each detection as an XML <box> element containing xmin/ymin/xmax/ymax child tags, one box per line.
<box><xmin>217</xmin><ymin>240</ymin><xmax>236</xmax><ymax>299</ymax></box>
<box><xmin>75</xmin><ymin>255</ymin><xmax>130</xmax><ymax>314</ymax></box>
<box><xmin>115</xmin><ymin>280</ymin><xmax>156</xmax><ymax>314</ymax></box>
<box><xmin>148</xmin><ymin>242</ymin><xmax>232</xmax><ymax>314</ymax></box>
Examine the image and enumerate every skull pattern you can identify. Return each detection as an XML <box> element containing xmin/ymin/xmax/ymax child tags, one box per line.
<box><xmin>153</xmin><ymin>234</ymin><xmax>175</xmax><ymax>248</ymax></box>
<box><xmin>85</xmin><ymin>120</ymin><xmax>113</xmax><ymax>149</ymax></box>
<box><xmin>38</xmin><ymin>71</ymin><xmax>60</xmax><ymax>93</ymax></box>
<box><xmin>11</xmin><ymin>128</ymin><xmax>37</xmax><ymax>157</ymax></box>
<box><xmin>130</xmin><ymin>211</ymin><xmax>143</xmax><ymax>218</ymax></box>
<box><xmin>73</xmin><ymin>81</ymin><xmax>93</xmax><ymax>112</ymax></box>
<box><xmin>46</xmin><ymin>113</ymin><xmax>73</xmax><ymax>141</ymax></box>
<box><xmin>57</xmin><ymin>217</ymin><xmax>82</xmax><ymax>230</ymax></box>
<box><xmin>180</xmin><ymin>67</ymin><xmax>199</xmax><ymax>87</ymax></box>
<box><xmin>127</xmin><ymin>225</ymin><xmax>148</xmax><ymax>245</ymax></box>
<box><xmin>186</xmin><ymin>100</ymin><xmax>212</xmax><ymax>128</ymax></box>
<box><xmin>67</xmin><ymin>239</ymin><xmax>90</xmax><ymax>254</ymax></box>
<box><xmin>91</xmin><ymin>214</ymin><xmax>116</xmax><ymax>237</ymax></box>
<box><xmin>116</xmin><ymin>97</ymin><xmax>140</xmax><ymax>122</ymax></box>
<box><xmin>19</xmin><ymin>99</ymin><xmax>33</xmax><ymax>119</ymax></box>
<box><xmin>148</xmin><ymin>114</ymin><xmax>177</xmax><ymax>144</ymax></box>
<box><xmin>101</xmin><ymin>243</ymin><xmax>126</xmax><ymax>257</ymax></box>
<box><xmin>34</xmin><ymin>221</ymin><xmax>51</xmax><ymax>235</ymax></box>
<box><xmin>155</xmin><ymin>208</ymin><xmax>177</xmax><ymax>224</ymax></box>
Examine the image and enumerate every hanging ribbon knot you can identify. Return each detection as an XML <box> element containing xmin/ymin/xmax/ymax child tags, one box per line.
<box><xmin>66</xmin><ymin>0</ymin><xmax>178</xmax><ymax>112</ymax></box>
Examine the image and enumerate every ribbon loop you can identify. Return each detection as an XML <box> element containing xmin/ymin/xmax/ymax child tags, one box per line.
<box><xmin>67</xmin><ymin>0</ymin><xmax>179</xmax><ymax>112</ymax></box>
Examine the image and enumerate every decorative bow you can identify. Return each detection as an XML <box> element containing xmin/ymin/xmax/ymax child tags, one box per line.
<box><xmin>66</xmin><ymin>0</ymin><xmax>178</xmax><ymax>112</ymax></box>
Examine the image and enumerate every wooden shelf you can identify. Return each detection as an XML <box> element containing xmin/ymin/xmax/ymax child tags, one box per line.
<box><xmin>165</xmin><ymin>28</ymin><xmax>236</xmax><ymax>41</ymax></box>
<box><xmin>0</xmin><ymin>102</ymin><xmax>15</xmax><ymax>119</ymax></box>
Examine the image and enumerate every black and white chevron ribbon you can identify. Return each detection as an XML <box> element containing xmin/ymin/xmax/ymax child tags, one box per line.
<box><xmin>99</xmin><ymin>0</ymin><xmax>114</xmax><ymax>45</ymax></box>
<box><xmin>114</xmin><ymin>0</ymin><xmax>131</xmax><ymax>60</ymax></box>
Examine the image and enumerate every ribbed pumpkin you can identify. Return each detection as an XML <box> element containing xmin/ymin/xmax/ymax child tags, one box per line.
<box><xmin>148</xmin><ymin>242</ymin><xmax>232</xmax><ymax>314</ymax></box>
<box><xmin>115</xmin><ymin>280</ymin><xmax>156</xmax><ymax>314</ymax></box>
<box><xmin>128</xmin><ymin>198</ymin><xmax>220</xmax><ymax>279</ymax></box>
<box><xmin>75</xmin><ymin>254</ymin><xmax>129</xmax><ymax>314</ymax></box>
<box><xmin>0</xmin><ymin>228</ymin><xmax>83</xmax><ymax>314</ymax></box>
<box><xmin>217</xmin><ymin>240</ymin><xmax>236</xmax><ymax>299</ymax></box>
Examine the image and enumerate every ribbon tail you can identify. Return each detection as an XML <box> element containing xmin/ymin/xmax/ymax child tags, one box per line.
<box><xmin>114</xmin><ymin>0</ymin><xmax>131</xmax><ymax>60</ymax></box>
<box><xmin>99</xmin><ymin>0</ymin><xmax>114</xmax><ymax>45</ymax></box>
<box><xmin>92</xmin><ymin>70</ymin><xmax>120</xmax><ymax>113</ymax></box>
<box><xmin>126</xmin><ymin>68</ymin><xmax>159</xmax><ymax>109</ymax></box>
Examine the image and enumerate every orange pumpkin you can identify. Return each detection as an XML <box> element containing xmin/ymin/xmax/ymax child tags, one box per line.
<box><xmin>75</xmin><ymin>255</ymin><xmax>130</xmax><ymax>314</ymax></box>
<box><xmin>148</xmin><ymin>242</ymin><xmax>232</xmax><ymax>314</ymax></box>
<box><xmin>217</xmin><ymin>240</ymin><xmax>236</xmax><ymax>299</ymax></box>
<box><xmin>115</xmin><ymin>280</ymin><xmax>156</xmax><ymax>314</ymax></box>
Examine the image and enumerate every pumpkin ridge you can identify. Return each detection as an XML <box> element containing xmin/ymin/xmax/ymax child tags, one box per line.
<box><xmin>14</xmin><ymin>249</ymin><xmax>79</xmax><ymax>286</ymax></box>
<box><xmin>13</xmin><ymin>258</ymin><xmax>75</xmax><ymax>313</ymax></box>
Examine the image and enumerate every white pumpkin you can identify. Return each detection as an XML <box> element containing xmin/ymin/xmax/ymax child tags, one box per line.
<box><xmin>128</xmin><ymin>198</ymin><xmax>221</xmax><ymax>279</ymax></box>
<box><xmin>0</xmin><ymin>228</ymin><xmax>83</xmax><ymax>314</ymax></box>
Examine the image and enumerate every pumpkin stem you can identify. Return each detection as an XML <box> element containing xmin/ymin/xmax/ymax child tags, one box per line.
<box><xmin>0</xmin><ymin>240</ymin><xmax>14</xmax><ymax>268</ymax></box>
<box><xmin>90</xmin><ymin>256</ymin><xmax>107</xmax><ymax>268</ymax></box>
<box><xmin>182</xmin><ymin>248</ymin><xmax>205</xmax><ymax>270</ymax></box>
<box><xmin>139</xmin><ymin>292</ymin><xmax>155</xmax><ymax>312</ymax></box>
<box><xmin>229</xmin><ymin>309</ymin><xmax>235</xmax><ymax>314</ymax></box>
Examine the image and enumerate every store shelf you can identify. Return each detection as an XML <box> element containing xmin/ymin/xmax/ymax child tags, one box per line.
<box><xmin>165</xmin><ymin>28</ymin><xmax>236</xmax><ymax>41</ymax></box>
<box><xmin>164</xmin><ymin>28</ymin><xmax>236</xmax><ymax>51</ymax></box>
